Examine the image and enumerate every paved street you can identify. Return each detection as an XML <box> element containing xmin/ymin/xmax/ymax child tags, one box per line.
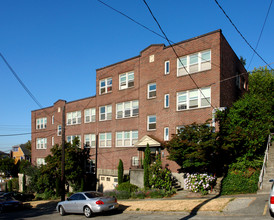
<box><xmin>0</xmin><ymin>193</ymin><xmax>273</xmax><ymax>220</ymax></box>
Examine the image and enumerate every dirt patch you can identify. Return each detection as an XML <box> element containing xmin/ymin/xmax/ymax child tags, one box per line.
<box><xmin>119</xmin><ymin>198</ymin><xmax>231</xmax><ymax>212</ymax></box>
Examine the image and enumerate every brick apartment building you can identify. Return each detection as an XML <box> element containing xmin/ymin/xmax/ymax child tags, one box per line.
<box><xmin>31</xmin><ymin>29</ymin><xmax>247</xmax><ymax>190</ymax></box>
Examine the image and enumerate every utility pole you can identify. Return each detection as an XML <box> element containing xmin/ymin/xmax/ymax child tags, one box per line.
<box><xmin>61</xmin><ymin>105</ymin><xmax>66</xmax><ymax>201</ymax></box>
<box><xmin>95</xmin><ymin>134</ymin><xmax>98</xmax><ymax>191</ymax></box>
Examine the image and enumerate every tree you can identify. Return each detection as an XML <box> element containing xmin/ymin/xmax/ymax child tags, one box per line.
<box><xmin>143</xmin><ymin>144</ymin><xmax>151</xmax><ymax>188</ymax></box>
<box><xmin>167</xmin><ymin>122</ymin><xmax>219</xmax><ymax>174</ymax></box>
<box><xmin>239</xmin><ymin>56</ymin><xmax>246</xmax><ymax>66</ymax></box>
<box><xmin>0</xmin><ymin>157</ymin><xmax>18</xmax><ymax>177</ymax></box>
<box><xmin>118</xmin><ymin>159</ymin><xmax>124</xmax><ymax>185</ymax></box>
<box><xmin>24</xmin><ymin>140</ymin><xmax>32</xmax><ymax>152</ymax></box>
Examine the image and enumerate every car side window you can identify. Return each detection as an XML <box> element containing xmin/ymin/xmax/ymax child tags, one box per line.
<box><xmin>78</xmin><ymin>194</ymin><xmax>86</xmax><ymax>200</ymax></box>
<box><xmin>69</xmin><ymin>194</ymin><xmax>79</xmax><ymax>200</ymax></box>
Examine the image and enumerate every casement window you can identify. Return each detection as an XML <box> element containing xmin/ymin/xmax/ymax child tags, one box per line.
<box><xmin>147</xmin><ymin>115</ymin><xmax>156</xmax><ymax>131</ymax></box>
<box><xmin>84</xmin><ymin>134</ymin><xmax>96</xmax><ymax>148</ymax></box>
<box><xmin>57</xmin><ymin>125</ymin><xmax>62</xmax><ymax>136</ymax></box>
<box><xmin>36</xmin><ymin>158</ymin><xmax>46</xmax><ymax>166</ymax></box>
<box><xmin>116</xmin><ymin>100</ymin><xmax>139</xmax><ymax>119</ymax></box>
<box><xmin>67</xmin><ymin>135</ymin><xmax>81</xmax><ymax>145</ymax></box>
<box><xmin>164</xmin><ymin>127</ymin><xmax>169</xmax><ymax>141</ymax></box>
<box><xmin>148</xmin><ymin>83</ymin><xmax>156</xmax><ymax>99</ymax></box>
<box><xmin>52</xmin><ymin>115</ymin><xmax>54</xmax><ymax>124</ymax></box>
<box><xmin>67</xmin><ymin>111</ymin><xmax>81</xmax><ymax>125</ymax></box>
<box><xmin>99</xmin><ymin>132</ymin><xmax>112</xmax><ymax>148</ymax></box>
<box><xmin>177</xmin><ymin>50</ymin><xmax>211</xmax><ymax>76</ymax></box>
<box><xmin>119</xmin><ymin>71</ymin><xmax>134</xmax><ymax>90</ymax></box>
<box><xmin>132</xmin><ymin>156</ymin><xmax>139</xmax><ymax>166</ymax></box>
<box><xmin>177</xmin><ymin>87</ymin><xmax>211</xmax><ymax>110</ymax></box>
<box><xmin>36</xmin><ymin>117</ymin><xmax>47</xmax><ymax>129</ymax></box>
<box><xmin>36</xmin><ymin>138</ymin><xmax>47</xmax><ymax>149</ymax></box>
<box><xmin>165</xmin><ymin>61</ymin><xmax>170</xmax><ymax>75</ymax></box>
<box><xmin>99</xmin><ymin>105</ymin><xmax>112</xmax><ymax>121</ymax></box>
<box><xmin>164</xmin><ymin>94</ymin><xmax>169</xmax><ymax>108</ymax></box>
<box><xmin>84</xmin><ymin>108</ymin><xmax>96</xmax><ymax>123</ymax></box>
<box><xmin>52</xmin><ymin>137</ymin><xmax>54</xmax><ymax>146</ymax></box>
<box><xmin>99</xmin><ymin>78</ymin><xmax>112</xmax><ymax>95</ymax></box>
<box><xmin>116</xmin><ymin>130</ymin><xmax>138</xmax><ymax>147</ymax></box>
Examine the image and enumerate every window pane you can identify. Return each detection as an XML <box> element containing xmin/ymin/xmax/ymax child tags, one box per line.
<box><xmin>149</xmin><ymin>84</ymin><xmax>156</xmax><ymax>91</ymax></box>
<box><xmin>190</xmin><ymin>54</ymin><xmax>198</xmax><ymax>64</ymax></box>
<box><xmin>149</xmin><ymin>116</ymin><xmax>156</xmax><ymax>123</ymax></box>
<box><xmin>201</xmin><ymin>51</ymin><xmax>211</xmax><ymax>61</ymax></box>
<box><xmin>178</xmin><ymin>57</ymin><xmax>187</xmax><ymax>67</ymax></box>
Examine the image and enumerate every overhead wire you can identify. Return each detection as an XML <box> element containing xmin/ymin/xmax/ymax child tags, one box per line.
<box><xmin>213</xmin><ymin>0</ymin><xmax>273</xmax><ymax>70</ymax></box>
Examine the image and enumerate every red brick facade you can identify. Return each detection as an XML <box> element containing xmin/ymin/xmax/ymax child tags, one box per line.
<box><xmin>31</xmin><ymin>30</ymin><xmax>247</xmax><ymax>181</ymax></box>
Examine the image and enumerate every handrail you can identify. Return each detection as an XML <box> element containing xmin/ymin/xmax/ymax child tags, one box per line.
<box><xmin>258</xmin><ymin>134</ymin><xmax>272</xmax><ymax>190</ymax></box>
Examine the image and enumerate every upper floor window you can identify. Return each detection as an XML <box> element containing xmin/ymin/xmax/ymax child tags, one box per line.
<box><xmin>116</xmin><ymin>130</ymin><xmax>138</xmax><ymax>147</ymax></box>
<box><xmin>164</xmin><ymin>127</ymin><xmax>169</xmax><ymax>141</ymax></box>
<box><xmin>165</xmin><ymin>61</ymin><xmax>170</xmax><ymax>75</ymax></box>
<box><xmin>67</xmin><ymin>111</ymin><xmax>81</xmax><ymax>125</ymax></box>
<box><xmin>119</xmin><ymin>71</ymin><xmax>134</xmax><ymax>90</ymax></box>
<box><xmin>12</xmin><ymin>147</ymin><xmax>19</xmax><ymax>152</ymax></box>
<box><xmin>99</xmin><ymin>78</ymin><xmax>112</xmax><ymax>95</ymax></box>
<box><xmin>99</xmin><ymin>105</ymin><xmax>112</xmax><ymax>121</ymax></box>
<box><xmin>67</xmin><ymin>135</ymin><xmax>81</xmax><ymax>146</ymax></box>
<box><xmin>36</xmin><ymin>138</ymin><xmax>47</xmax><ymax>149</ymax></box>
<box><xmin>57</xmin><ymin>125</ymin><xmax>62</xmax><ymax>136</ymax></box>
<box><xmin>52</xmin><ymin>115</ymin><xmax>54</xmax><ymax>124</ymax></box>
<box><xmin>84</xmin><ymin>134</ymin><xmax>96</xmax><ymax>148</ymax></box>
<box><xmin>52</xmin><ymin>137</ymin><xmax>54</xmax><ymax>146</ymax></box>
<box><xmin>84</xmin><ymin>108</ymin><xmax>96</xmax><ymax>123</ymax></box>
<box><xmin>164</xmin><ymin>94</ymin><xmax>169</xmax><ymax>108</ymax></box>
<box><xmin>148</xmin><ymin>83</ymin><xmax>156</xmax><ymax>99</ymax></box>
<box><xmin>36</xmin><ymin>117</ymin><xmax>47</xmax><ymax>129</ymax></box>
<box><xmin>116</xmin><ymin>100</ymin><xmax>139</xmax><ymax>119</ymax></box>
<box><xmin>36</xmin><ymin>158</ymin><xmax>46</xmax><ymax>166</ymax></box>
<box><xmin>177</xmin><ymin>87</ymin><xmax>211</xmax><ymax>110</ymax></box>
<box><xmin>147</xmin><ymin>115</ymin><xmax>156</xmax><ymax>131</ymax></box>
<box><xmin>177</xmin><ymin>50</ymin><xmax>211</xmax><ymax>76</ymax></box>
<box><xmin>99</xmin><ymin>132</ymin><xmax>112</xmax><ymax>148</ymax></box>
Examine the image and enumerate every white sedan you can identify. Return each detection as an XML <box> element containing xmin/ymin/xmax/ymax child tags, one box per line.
<box><xmin>56</xmin><ymin>191</ymin><xmax>119</xmax><ymax>218</ymax></box>
<box><xmin>269</xmin><ymin>179</ymin><xmax>274</xmax><ymax>217</ymax></box>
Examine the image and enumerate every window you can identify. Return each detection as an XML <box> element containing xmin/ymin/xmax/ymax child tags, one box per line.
<box><xmin>116</xmin><ymin>100</ymin><xmax>139</xmax><ymax>119</ymax></box>
<box><xmin>119</xmin><ymin>71</ymin><xmax>134</xmax><ymax>90</ymax></box>
<box><xmin>84</xmin><ymin>108</ymin><xmax>96</xmax><ymax>123</ymax></box>
<box><xmin>116</xmin><ymin>130</ymin><xmax>138</xmax><ymax>147</ymax></box>
<box><xmin>99</xmin><ymin>78</ymin><xmax>112</xmax><ymax>95</ymax></box>
<box><xmin>177</xmin><ymin>50</ymin><xmax>211</xmax><ymax>76</ymax></box>
<box><xmin>106</xmin><ymin>177</ymin><xmax>110</xmax><ymax>181</ymax></box>
<box><xmin>36</xmin><ymin>158</ymin><xmax>46</xmax><ymax>166</ymax></box>
<box><xmin>164</xmin><ymin>94</ymin><xmax>169</xmax><ymax>108</ymax></box>
<box><xmin>52</xmin><ymin>115</ymin><xmax>54</xmax><ymax>124</ymax></box>
<box><xmin>147</xmin><ymin>115</ymin><xmax>156</xmax><ymax>130</ymax></box>
<box><xmin>36</xmin><ymin>138</ymin><xmax>47</xmax><ymax>149</ymax></box>
<box><xmin>177</xmin><ymin>87</ymin><xmax>211</xmax><ymax>110</ymax></box>
<box><xmin>52</xmin><ymin>137</ymin><xmax>54</xmax><ymax>146</ymax></box>
<box><xmin>132</xmin><ymin>156</ymin><xmax>139</xmax><ymax>166</ymax></box>
<box><xmin>67</xmin><ymin>135</ymin><xmax>81</xmax><ymax>145</ymax></box>
<box><xmin>12</xmin><ymin>147</ymin><xmax>18</xmax><ymax>152</ymax></box>
<box><xmin>164</xmin><ymin>127</ymin><xmax>169</xmax><ymax>141</ymax></box>
<box><xmin>99</xmin><ymin>132</ymin><xmax>112</xmax><ymax>147</ymax></box>
<box><xmin>165</xmin><ymin>61</ymin><xmax>170</xmax><ymax>75</ymax></box>
<box><xmin>67</xmin><ymin>111</ymin><xmax>81</xmax><ymax>125</ymax></box>
<box><xmin>36</xmin><ymin>117</ymin><xmax>47</xmax><ymax>129</ymax></box>
<box><xmin>57</xmin><ymin>125</ymin><xmax>62</xmax><ymax>136</ymax></box>
<box><xmin>99</xmin><ymin>105</ymin><xmax>112</xmax><ymax>121</ymax></box>
<box><xmin>101</xmin><ymin>177</ymin><xmax>105</xmax><ymax>181</ymax></box>
<box><xmin>148</xmin><ymin>83</ymin><xmax>156</xmax><ymax>99</ymax></box>
<box><xmin>176</xmin><ymin>125</ymin><xmax>185</xmax><ymax>134</ymax></box>
<box><xmin>84</xmin><ymin>134</ymin><xmax>96</xmax><ymax>148</ymax></box>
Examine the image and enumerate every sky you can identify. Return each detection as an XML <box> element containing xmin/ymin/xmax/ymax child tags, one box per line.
<box><xmin>0</xmin><ymin>0</ymin><xmax>273</xmax><ymax>153</ymax></box>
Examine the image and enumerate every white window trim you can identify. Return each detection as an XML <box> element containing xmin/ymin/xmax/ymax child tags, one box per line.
<box><xmin>36</xmin><ymin>138</ymin><xmax>47</xmax><ymax>149</ymax></box>
<box><xmin>116</xmin><ymin>100</ymin><xmax>139</xmax><ymax>119</ymax></box>
<box><xmin>164</xmin><ymin>127</ymin><xmax>169</xmax><ymax>141</ymax></box>
<box><xmin>84</xmin><ymin>134</ymin><xmax>96</xmax><ymax>148</ymax></box>
<box><xmin>67</xmin><ymin>111</ymin><xmax>81</xmax><ymax>125</ymax></box>
<box><xmin>99</xmin><ymin>105</ymin><xmax>112</xmax><ymax>121</ymax></box>
<box><xmin>165</xmin><ymin>60</ymin><xmax>170</xmax><ymax>75</ymax></box>
<box><xmin>148</xmin><ymin>83</ymin><xmax>156</xmax><ymax>99</ymax></box>
<box><xmin>52</xmin><ymin>137</ymin><xmax>54</xmax><ymax>146</ymax></box>
<box><xmin>36</xmin><ymin>117</ymin><xmax>47</xmax><ymax>129</ymax></box>
<box><xmin>66</xmin><ymin>135</ymin><xmax>81</xmax><ymax>146</ymax></box>
<box><xmin>36</xmin><ymin>158</ymin><xmax>46</xmax><ymax>166</ymax></box>
<box><xmin>119</xmin><ymin>71</ymin><xmax>134</xmax><ymax>90</ymax></box>
<box><xmin>164</xmin><ymin>94</ymin><xmax>170</xmax><ymax>108</ymax></box>
<box><xmin>84</xmin><ymin>108</ymin><xmax>96</xmax><ymax>123</ymax></box>
<box><xmin>52</xmin><ymin>115</ymin><xmax>54</xmax><ymax>124</ymax></box>
<box><xmin>177</xmin><ymin>87</ymin><xmax>211</xmax><ymax>111</ymax></box>
<box><xmin>57</xmin><ymin>125</ymin><xmax>62</xmax><ymax>136</ymax></box>
<box><xmin>99</xmin><ymin>132</ymin><xmax>112</xmax><ymax>148</ymax></box>
<box><xmin>177</xmin><ymin>50</ymin><xmax>211</xmax><ymax>77</ymax></box>
<box><xmin>116</xmin><ymin>130</ymin><xmax>138</xmax><ymax>147</ymax></box>
<box><xmin>99</xmin><ymin>77</ymin><xmax>112</xmax><ymax>95</ymax></box>
<box><xmin>147</xmin><ymin>115</ymin><xmax>156</xmax><ymax>131</ymax></box>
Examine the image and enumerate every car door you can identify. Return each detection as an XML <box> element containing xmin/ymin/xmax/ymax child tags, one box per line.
<box><xmin>64</xmin><ymin>194</ymin><xmax>79</xmax><ymax>213</ymax></box>
<box><xmin>74</xmin><ymin>193</ymin><xmax>87</xmax><ymax>213</ymax></box>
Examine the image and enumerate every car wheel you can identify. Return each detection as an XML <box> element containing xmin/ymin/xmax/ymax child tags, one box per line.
<box><xmin>59</xmin><ymin>206</ymin><xmax>66</xmax><ymax>216</ymax></box>
<box><xmin>84</xmin><ymin>206</ymin><xmax>92</xmax><ymax>218</ymax></box>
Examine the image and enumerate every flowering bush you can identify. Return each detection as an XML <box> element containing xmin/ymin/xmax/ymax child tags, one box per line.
<box><xmin>184</xmin><ymin>173</ymin><xmax>216</xmax><ymax>195</ymax></box>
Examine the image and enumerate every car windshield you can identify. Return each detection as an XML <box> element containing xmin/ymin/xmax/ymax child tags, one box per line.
<box><xmin>84</xmin><ymin>192</ymin><xmax>103</xmax><ymax>198</ymax></box>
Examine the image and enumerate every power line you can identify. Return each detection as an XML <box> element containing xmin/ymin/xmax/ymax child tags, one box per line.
<box><xmin>142</xmin><ymin>0</ymin><xmax>215</xmax><ymax>109</ymax></box>
<box><xmin>247</xmin><ymin>0</ymin><xmax>273</xmax><ymax>69</ymax></box>
<box><xmin>213</xmin><ymin>0</ymin><xmax>273</xmax><ymax>70</ymax></box>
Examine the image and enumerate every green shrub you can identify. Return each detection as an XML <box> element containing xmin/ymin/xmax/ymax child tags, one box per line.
<box><xmin>118</xmin><ymin>159</ymin><xmax>124</xmax><ymax>185</ymax></box>
<box><xmin>147</xmin><ymin>189</ymin><xmax>165</xmax><ymax>198</ymax></box>
<box><xmin>131</xmin><ymin>191</ymin><xmax>146</xmax><ymax>199</ymax></box>
<box><xmin>104</xmin><ymin>190</ymin><xmax>131</xmax><ymax>200</ymax></box>
<box><xmin>221</xmin><ymin>168</ymin><xmax>260</xmax><ymax>195</ymax></box>
<box><xmin>116</xmin><ymin>182</ymin><xmax>138</xmax><ymax>193</ymax></box>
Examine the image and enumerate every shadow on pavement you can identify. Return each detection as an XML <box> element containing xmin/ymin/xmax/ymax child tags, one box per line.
<box><xmin>180</xmin><ymin>194</ymin><xmax>221</xmax><ymax>220</ymax></box>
